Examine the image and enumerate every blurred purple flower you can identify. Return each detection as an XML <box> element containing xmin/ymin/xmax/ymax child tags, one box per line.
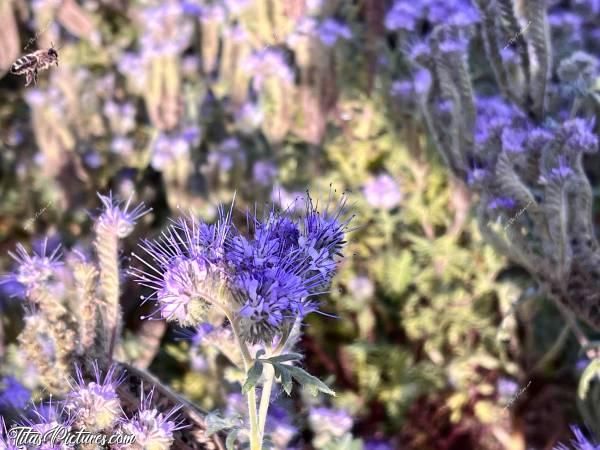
<box><xmin>501</xmin><ymin>128</ymin><xmax>528</xmax><ymax>153</ymax></box>
<box><xmin>497</xmin><ymin>377</ymin><xmax>519</xmax><ymax>399</ymax></box>
<box><xmin>111</xmin><ymin>136</ymin><xmax>134</xmax><ymax>157</ymax></box>
<box><xmin>385</xmin><ymin>2</ymin><xmax>422</xmax><ymax>31</ymax></box>
<box><xmin>413</xmin><ymin>69</ymin><xmax>432</xmax><ymax>95</ymax></box>
<box><xmin>253</xmin><ymin>161</ymin><xmax>278</xmax><ymax>186</ymax></box>
<box><xmin>488</xmin><ymin>197</ymin><xmax>517</xmax><ymax>210</ymax></box>
<box><xmin>363</xmin><ymin>174</ymin><xmax>402</xmax><ymax>210</ymax></box>
<box><xmin>348</xmin><ymin>276</ymin><xmax>374</xmax><ymax>301</ymax></box>
<box><xmin>242</xmin><ymin>49</ymin><xmax>294</xmax><ymax>90</ymax></box>
<box><xmin>365</xmin><ymin>439</ymin><xmax>394</xmax><ymax>450</ymax></box>
<box><xmin>151</xmin><ymin>133</ymin><xmax>191</xmax><ymax>170</ymax></box>
<box><xmin>550</xmin><ymin>155</ymin><xmax>574</xmax><ymax>181</ymax></box>
<box><xmin>0</xmin><ymin>376</ymin><xmax>30</xmax><ymax>410</ymax></box>
<box><xmin>308</xmin><ymin>407</ymin><xmax>353</xmax><ymax>438</ymax></box>
<box><xmin>84</xmin><ymin>151</ymin><xmax>103</xmax><ymax>169</ymax></box>
<box><xmin>317</xmin><ymin>18</ymin><xmax>352</xmax><ymax>46</ymax></box>
<box><xmin>560</xmin><ymin>117</ymin><xmax>598</xmax><ymax>153</ymax></box>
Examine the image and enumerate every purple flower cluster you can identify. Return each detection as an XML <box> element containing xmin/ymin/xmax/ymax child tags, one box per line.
<box><xmin>132</xmin><ymin>196</ymin><xmax>349</xmax><ymax>344</ymax></box>
<box><xmin>385</xmin><ymin>0</ymin><xmax>479</xmax><ymax>31</ymax></box>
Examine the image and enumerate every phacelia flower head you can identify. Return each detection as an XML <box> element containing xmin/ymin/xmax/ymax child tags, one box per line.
<box><xmin>4</xmin><ymin>239</ymin><xmax>62</xmax><ymax>292</ymax></box>
<box><xmin>96</xmin><ymin>192</ymin><xmax>151</xmax><ymax>238</ymax></box>
<box><xmin>131</xmin><ymin>209</ymin><xmax>233</xmax><ymax>326</ymax></box>
<box><xmin>116</xmin><ymin>388</ymin><xmax>182</xmax><ymax>450</ymax></box>
<box><xmin>64</xmin><ymin>363</ymin><xmax>123</xmax><ymax>432</ymax></box>
<box><xmin>554</xmin><ymin>425</ymin><xmax>600</xmax><ymax>450</ymax></box>
<box><xmin>134</xmin><ymin>195</ymin><xmax>349</xmax><ymax>344</ymax></box>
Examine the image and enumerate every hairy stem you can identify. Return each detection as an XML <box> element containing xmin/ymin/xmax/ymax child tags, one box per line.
<box><xmin>228</xmin><ymin>313</ymin><xmax>261</xmax><ymax>450</ymax></box>
<box><xmin>95</xmin><ymin>227</ymin><xmax>121</xmax><ymax>360</ymax></box>
<box><xmin>257</xmin><ymin>325</ymin><xmax>292</xmax><ymax>439</ymax></box>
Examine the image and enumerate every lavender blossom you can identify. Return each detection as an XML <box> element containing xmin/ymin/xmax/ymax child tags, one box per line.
<box><xmin>363</xmin><ymin>174</ymin><xmax>403</xmax><ymax>210</ymax></box>
<box><xmin>64</xmin><ymin>363</ymin><xmax>123</xmax><ymax>432</ymax></box>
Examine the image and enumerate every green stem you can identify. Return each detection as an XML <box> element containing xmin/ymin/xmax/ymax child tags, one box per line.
<box><xmin>228</xmin><ymin>314</ymin><xmax>261</xmax><ymax>450</ymax></box>
<box><xmin>257</xmin><ymin>326</ymin><xmax>292</xmax><ymax>440</ymax></box>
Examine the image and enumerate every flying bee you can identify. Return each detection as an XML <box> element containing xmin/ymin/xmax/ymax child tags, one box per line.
<box><xmin>10</xmin><ymin>43</ymin><xmax>59</xmax><ymax>87</ymax></box>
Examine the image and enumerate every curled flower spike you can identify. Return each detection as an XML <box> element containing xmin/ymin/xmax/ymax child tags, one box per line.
<box><xmin>4</xmin><ymin>239</ymin><xmax>62</xmax><ymax>291</ymax></box>
<box><xmin>115</xmin><ymin>388</ymin><xmax>183</xmax><ymax>450</ymax></box>
<box><xmin>64</xmin><ymin>363</ymin><xmax>124</xmax><ymax>432</ymax></box>
<box><xmin>96</xmin><ymin>192</ymin><xmax>151</xmax><ymax>238</ymax></box>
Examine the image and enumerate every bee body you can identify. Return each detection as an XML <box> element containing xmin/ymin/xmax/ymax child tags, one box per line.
<box><xmin>10</xmin><ymin>46</ymin><xmax>59</xmax><ymax>86</ymax></box>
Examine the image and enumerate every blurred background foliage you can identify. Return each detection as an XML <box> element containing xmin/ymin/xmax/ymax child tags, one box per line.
<box><xmin>0</xmin><ymin>0</ymin><xmax>598</xmax><ymax>449</ymax></box>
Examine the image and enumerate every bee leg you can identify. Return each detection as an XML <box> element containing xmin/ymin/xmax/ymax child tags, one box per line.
<box><xmin>25</xmin><ymin>72</ymin><xmax>33</xmax><ymax>87</ymax></box>
<box><xmin>33</xmin><ymin>69</ymin><xmax>38</xmax><ymax>85</ymax></box>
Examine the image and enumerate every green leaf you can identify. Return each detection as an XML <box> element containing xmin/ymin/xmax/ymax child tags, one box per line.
<box><xmin>286</xmin><ymin>365</ymin><xmax>336</xmax><ymax>397</ymax></box>
<box><xmin>205</xmin><ymin>411</ymin><xmax>239</xmax><ymax>436</ymax></box>
<box><xmin>273</xmin><ymin>362</ymin><xmax>294</xmax><ymax>395</ymax></box>
<box><xmin>225</xmin><ymin>428</ymin><xmax>240</xmax><ymax>450</ymax></box>
<box><xmin>255</xmin><ymin>349</ymin><xmax>266</xmax><ymax>359</ymax></box>
<box><xmin>242</xmin><ymin>360</ymin><xmax>264</xmax><ymax>394</ymax></box>
<box><xmin>265</xmin><ymin>353</ymin><xmax>303</xmax><ymax>364</ymax></box>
